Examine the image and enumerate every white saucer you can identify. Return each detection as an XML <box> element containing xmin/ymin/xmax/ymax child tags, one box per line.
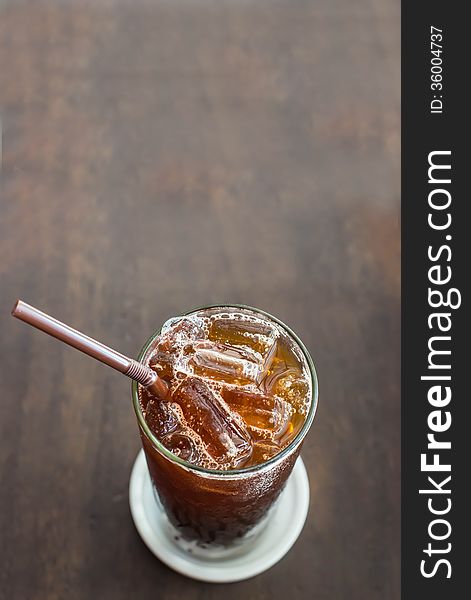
<box><xmin>129</xmin><ymin>449</ymin><xmax>310</xmax><ymax>583</ymax></box>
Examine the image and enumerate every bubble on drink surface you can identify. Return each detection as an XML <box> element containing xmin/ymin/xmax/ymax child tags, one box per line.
<box><xmin>172</xmin><ymin>377</ymin><xmax>253</xmax><ymax>467</ymax></box>
<box><xmin>221</xmin><ymin>388</ymin><xmax>292</xmax><ymax>440</ymax></box>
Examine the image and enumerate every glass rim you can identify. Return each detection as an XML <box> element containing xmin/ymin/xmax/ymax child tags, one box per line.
<box><xmin>132</xmin><ymin>303</ymin><xmax>319</xmax><ymax>477</ymax></box>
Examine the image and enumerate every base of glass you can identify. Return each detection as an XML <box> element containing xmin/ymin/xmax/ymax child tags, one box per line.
<box><xmin>129</xmin><ymin>449</ymin><xmax>310</xmax><ymax>583</ymax></box>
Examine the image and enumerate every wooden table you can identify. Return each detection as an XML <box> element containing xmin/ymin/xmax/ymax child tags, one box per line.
<box><xmin>0</xmin><ymin>1</ymin><xmax>400</xmax><ymax>598</ymax></box>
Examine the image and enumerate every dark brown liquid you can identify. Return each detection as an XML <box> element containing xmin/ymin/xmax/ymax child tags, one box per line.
<box><xmin>137</xmin><ymin>307</ymin><xmax>312</xmax><ymax>545</ymax></box>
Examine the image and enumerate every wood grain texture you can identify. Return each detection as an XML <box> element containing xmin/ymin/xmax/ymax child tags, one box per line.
<box><xmin>0</xmin><ymin>1</ymin><xmax>400</xmax><ymax>598</ymax></box>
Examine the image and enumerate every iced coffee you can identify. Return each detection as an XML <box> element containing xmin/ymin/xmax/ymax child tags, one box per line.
<box><xmin>133</xmin><ymin>306</ymin><xmax>316</xmax><ymax>546</ymax></box>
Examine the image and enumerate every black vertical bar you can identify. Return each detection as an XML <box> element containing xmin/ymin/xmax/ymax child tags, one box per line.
<box><xmin>402</xmin><ymin>2</ymin><xmax>468</xmax><ymax>597</ymax></box>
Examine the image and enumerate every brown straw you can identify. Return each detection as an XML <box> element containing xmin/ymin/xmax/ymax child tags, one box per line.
<box><xmin>11</xmin><ymin>300</ymin><xmax>168</xmax><ymax>399</ymax></box>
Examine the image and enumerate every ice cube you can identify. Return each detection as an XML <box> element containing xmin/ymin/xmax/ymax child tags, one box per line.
<box><xmin>161</xmin><ymin>316</ymin><xmax>205</xmax><ymax>342</ymax></box>
<box><xmin>251</xmin><ymin>440</ymin><xmax>282</xmax><ymax>463</ymax></box>
<box><xmin>150</xmin><ymin>316</ymin><xmax>205</xmax><ymax>381</ymax></box>
<box><xmin>208</xmin><ymin>316</ymin><xmax>277</xmax><ymax>358</ymax></box>
<box><xmin>266</xmin><ymin>368</ymin><xmax>309</xmax><ymax>412</ymax></box>
<box><xmin>186</xmin><ymin>341</ymin><xmax>262</xmax><ymax>385</ymax></box>
<box><xmin>221</xmin><ymin>388</ymin><xmax>292</xmax><ymax>439</ymax></box>
<box><xmin>145</xmin><ymin>398</ymin><xmax>180</xmax><ymax>438</ymax></box>
<box><xmin>156</xmin><ymin>316</ymin><xmax>205</xmax><ymax>358</ymax></box>
<box><xmin>149</xmin><ymin>350</ymin><xmax>174</xmax><ymax>381</ymax></box>
<box><xmin>161</xmin><ymin>432</ymin><xmax>201</xmax><ymax>463</ymax></box>
<box><xmin>171</xmin><ymin>377</ymin><xmax>252</xmax><ymax>465</ymax></box>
